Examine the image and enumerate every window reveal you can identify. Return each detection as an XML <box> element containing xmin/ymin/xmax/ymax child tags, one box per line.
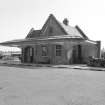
<box><xmin>42</xmin><ymin>46</ymin><xmax>48</xmax><ymax>56</ymax></box>
<box><xmin>29</xmin><ymin>47</ymin><xmax>33</xmax><ymax>56</ymax></box>
<box><xmin>56</xmin><ymin>45</ymin><xmax>62</xmax><ymax>56</ymax></box>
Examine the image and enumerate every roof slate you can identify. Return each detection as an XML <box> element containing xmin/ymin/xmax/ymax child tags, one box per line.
<box><xmin>26</xmin><ymin>29</ymin><xmax>41</xmax><ymax>38</ymax></box>
<box><xmin>0</xmin><ymin>14</ymin><xmax>97</xmax><ymax>47</ymax></box>
<box><xmin>26</xmin><ymin>14</ymin><xmax>88</xmax><ymax>40</ymax></box>
<box><xmin>60</xmin><ymin>23</ymin><xmax>83</xmax><ymax>38</ymax></box>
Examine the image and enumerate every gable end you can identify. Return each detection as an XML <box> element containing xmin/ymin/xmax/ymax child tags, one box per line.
<box><xmin>75</xmin><ymin>25</ymin><xmax>89</xmax><ymax>40</ymax></box>
<box><xmin>41</xmin><ymin>14</ymin><xmax>67</xmax><ymax>36</ymax></box>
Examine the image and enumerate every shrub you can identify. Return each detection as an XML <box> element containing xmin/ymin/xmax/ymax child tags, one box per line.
<box><xmin>87</xmin><ymin>56</ymin><xmax>105</xmax><ymax>67</ymax></box>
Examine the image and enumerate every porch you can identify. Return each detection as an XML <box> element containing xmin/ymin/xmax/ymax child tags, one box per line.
<box><xmin>0</xmin><ymin>37</ymin><xmax>98</xmax><ymax>64</ymax></box>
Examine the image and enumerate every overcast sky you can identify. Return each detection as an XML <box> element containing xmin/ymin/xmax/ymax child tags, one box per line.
<box><xmin>0</xmin><ymin>0</ymin><xmax>105</xmax><ymax>51</ymax></box>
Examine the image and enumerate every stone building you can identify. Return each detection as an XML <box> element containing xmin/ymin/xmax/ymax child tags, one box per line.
<box><xmin>0</xmin><ymin>14</ymin><xmax>101</xmax><ymax>64</ymax></box>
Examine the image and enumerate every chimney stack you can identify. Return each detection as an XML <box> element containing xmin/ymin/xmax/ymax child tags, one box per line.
<box><xmin>63</xmin><ymin>18</ymin><xmax>69</xmax><ymax>25</ymax></box>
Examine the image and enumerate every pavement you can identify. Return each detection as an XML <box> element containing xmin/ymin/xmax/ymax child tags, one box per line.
<box><xmin>52</xmin><ymin>64</ymin><xmax>105</xmax><ymax>71</ymax></box>
<box><xmin>0</xmin><ymin>60</ymin><xmax>105</xmax><ymax>71</ymax></box>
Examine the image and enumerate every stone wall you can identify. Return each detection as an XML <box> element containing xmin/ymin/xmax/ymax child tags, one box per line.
<box><xmin>21</xmin><ymin>39</ymin><xmax>101</xmax><ymax>64</ymax></box>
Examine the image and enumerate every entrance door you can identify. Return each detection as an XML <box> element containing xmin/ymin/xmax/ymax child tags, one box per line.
<box><xmin>24</xmin><ymin>47</ymin><xmax>34</xmax><ymax>63</ymax></box>
<box><xmin>72</xmin><ymin>45</ymin><xmax>82</xmax><ymax>64</ymax></box>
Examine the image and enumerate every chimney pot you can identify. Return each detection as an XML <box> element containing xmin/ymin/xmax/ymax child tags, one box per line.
<box><xmin>63</xmin><ymin>18</ymin><xmax>69</xmax><ymax>25</ymax></box>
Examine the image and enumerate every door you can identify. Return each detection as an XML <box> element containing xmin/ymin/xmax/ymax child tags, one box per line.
<box><xmin>24</xmin><ymin>47</ymin><xmax>34</xmax><ymax>63</ymax></box>
<box><xmin>72</xmin><ymin>45</ymin><xmax>82</xmax><ymax>64</ymax></box>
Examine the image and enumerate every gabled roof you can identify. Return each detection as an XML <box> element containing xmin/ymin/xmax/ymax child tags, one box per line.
<box><xmin>41</xmin><ymin>14</ymin><xmax>67</xmax><ymax>35</ymax></box>
<box><xmin>26</xmin><ymin>14</ymin><xmax>89</xmax><ymax>40</ymax></box>
<box><xmin>26</xmin><ymin>28</ymin><xmax>41</xmax><ymax>38</ymax></box>
<box><xmin>60</xmin><ymin>23</ymin><xmax>85</xmax><ymax>39</ymax></box>
<box><xmin>0</xmin><ymin>14</ymin><xmax>96</xmax><ymax>47</ymax></box>
<box><xmin>75</xmin><ymin>25</ymin><xmax>89</xmax><ymax>40</ymax></box>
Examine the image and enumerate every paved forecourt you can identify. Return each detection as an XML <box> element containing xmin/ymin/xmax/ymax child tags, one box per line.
<box><xmin>0</xmin><ymin>65</ymin><xmax>105</xmax><ymax>105</ymax></box>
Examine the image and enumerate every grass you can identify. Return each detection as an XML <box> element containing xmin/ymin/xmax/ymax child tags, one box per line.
<box><xmin>0</xmin><ymin>66</ymin><xmax>105</xmax><ymax>105</ymax></box>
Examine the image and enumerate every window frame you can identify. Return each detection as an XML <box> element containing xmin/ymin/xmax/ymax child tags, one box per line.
<box><xmin>41</xmin><ymin>45</ymin><xmax>48</xmax><ymax>56</ymax></box>
<box><xmin>56</xmin><ymin>45</ymin><xmax>62</xmax><ymax>56</ymax></box>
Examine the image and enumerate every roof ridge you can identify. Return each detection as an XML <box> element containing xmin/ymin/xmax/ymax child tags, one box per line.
<box><xmin>41</xmin><ymin>14</ymin><xmax>68</xmax><ymax>35</ymax></box>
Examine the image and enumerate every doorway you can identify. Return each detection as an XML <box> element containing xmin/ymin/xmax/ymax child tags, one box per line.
<box><xmin>72</xmin><ymin>45</ymin><xmax>82</xmax><ymax>64</ymax></box>
<box><xmin>24</xmin><ymin>47</ymin><xmax>34</xmax><ymax>63</ymax></box>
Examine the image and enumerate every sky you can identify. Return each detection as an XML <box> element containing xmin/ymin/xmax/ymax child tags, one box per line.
<box><xmin>0</xmin><ymin>0</ymin><xmax>105</xmax><ymax>51</ymax></box>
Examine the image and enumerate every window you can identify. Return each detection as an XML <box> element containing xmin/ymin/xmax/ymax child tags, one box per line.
<box><xmin>42</xmin><ymin>46</ymin><xmax>48</xmax><ymax>56</ymax></box>
<box><xmin>56</xmin><ymin>45</ymin><xmax>62</xmax><ymax>56</ymax></box>
<box><xmin>26</xmin><ymin>47</ymin><xmax>33</xmax><ymax>56</ymax></box>
<box><xmin>29</xmin><ymin>47</ymin><xmax>33</xmax><ymax>56</ymax></box>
